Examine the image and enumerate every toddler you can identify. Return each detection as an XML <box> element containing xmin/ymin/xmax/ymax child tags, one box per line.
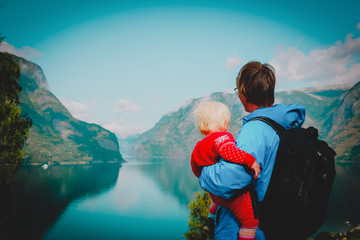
<box><xmin>191</xmin><ymin>101</ymin><xmax>260</xmax><ymax>240</ymax></box>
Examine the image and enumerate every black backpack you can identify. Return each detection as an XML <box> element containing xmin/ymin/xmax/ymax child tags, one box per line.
<box><xmin>251</xmin><ymin>117</ymin><xmax>336</xmax><ymax>240</ymax></box>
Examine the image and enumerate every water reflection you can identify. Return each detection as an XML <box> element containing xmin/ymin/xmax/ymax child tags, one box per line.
<box><xmin>0</xmin><ymin>160</ymin><xmax>358</xmax><ymax>239</ymax></box>
<box><xmin>137</xmin><ymin>159</ymin><xmax>360</xmax><ymax>235</ymax></box>
<box><xmin>319</xmin><ymin>163</ymin><xmax>360</xmax><ymax>232</ymax></box>
<box><xmin>2</xmin><ymin>164</ymin><xmax>121</xmax><ymax>239</ymax></box>
<box><xmin>44</xmin><ymin>161</ymin><xmax>190</xmax><ymax>240</ymax></box>
<box><xmin>137</xmin><ymin>158</ymin><xmax>202</xmax><ymax>205</ymax></box>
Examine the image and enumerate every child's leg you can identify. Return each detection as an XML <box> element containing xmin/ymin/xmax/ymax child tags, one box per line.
<box><xmin>209</xmin><ymin>199</ymin><xmax>219</xmax><ymax>219</ymax></box>
<box><xmin>203</xmin><ymin>193</ymin><xmax>219</xmax><ymax>234</ymax></box>
<box><xmin>231</xmin><ymin>192</ymin><xmax>258</xmax><ymax>240</ymax></box>
<box><xmin>211</xmin><ymin>192</ymin><xmax>258</xmax><ymax>240</ymax></box>
<box><xmin>238</xmin><ymin>227</ymin><xmax>257</xmax><ymax>240</ymax></box>
<box><xmin>238</xmin><ymin>212</ymin><xmax>258</xmax><ymax>240</ymax></box>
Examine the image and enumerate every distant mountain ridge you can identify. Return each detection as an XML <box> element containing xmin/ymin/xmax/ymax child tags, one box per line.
<box><xmin>131</xmin><ymin>82</ymin><xmax>359</xmax><ymax>162</ymax></box>
<box><xmin>14</xmin><ymin>55</ymin><xmax>124</xmax><ymax>164</ymax></box>
<box><xmin>323</xmin><ymin>81</ymin><xmax>360</xmax><ymax>160</ymax></box>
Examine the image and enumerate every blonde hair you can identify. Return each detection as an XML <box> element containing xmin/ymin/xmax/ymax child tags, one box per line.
<box><xmin>195</xmin><ymin>101</ymin><xmax>231</xmax><ymax>135</ymax></box>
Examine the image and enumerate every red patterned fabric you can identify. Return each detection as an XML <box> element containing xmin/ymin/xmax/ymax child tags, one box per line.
<box><xmin>210</xmin><ymin>192</ymin><xmax>259</xmax><ymax>228</ymax></box>
<box><xmin>191</xmin><ymin>131</ymin><xmax>259</xmax><ymax>237</ymax></box>
<box><xmin>191</xmin><ymin>132</ymin><xmax>255</xmax><ymax>177</ymax></box>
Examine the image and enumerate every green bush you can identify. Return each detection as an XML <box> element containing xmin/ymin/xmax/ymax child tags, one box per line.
<box><xmin>185</xmin><ymin>191</ymin><xmax>213</xmax><ymax>240</ymax></box>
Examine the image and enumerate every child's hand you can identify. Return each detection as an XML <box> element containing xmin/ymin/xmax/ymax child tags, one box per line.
<box><xmin>251</xmin><ymin>161</ymin><xmax>260</xmax><ymax>179</ymax></box>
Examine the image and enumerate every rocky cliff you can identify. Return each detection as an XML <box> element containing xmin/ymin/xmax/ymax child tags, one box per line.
<box><xmin>14</xmin><ymin>55</ymin><xmax>124</xmax><ymax>164</ymax></box>
<box><xmin>322</xmin><ymin>82</ymin><xmax>360</xmax><ymax>160</ymax></box>
<box><xmin>131</xmin><ymin>83</ymin><xmax>359</xmax><ymax>162</ymax></box>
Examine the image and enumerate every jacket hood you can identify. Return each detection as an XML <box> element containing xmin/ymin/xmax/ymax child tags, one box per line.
<box><xmin>243</xmin><ymin>104</ymin><xmax>306</xmax><ymax>129</ymax></box>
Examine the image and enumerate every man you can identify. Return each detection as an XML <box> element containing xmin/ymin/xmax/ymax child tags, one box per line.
<box><xmin>199</xmin><ymin>61</ymin><xmax>305</xmax><ymax>239</ymax></box>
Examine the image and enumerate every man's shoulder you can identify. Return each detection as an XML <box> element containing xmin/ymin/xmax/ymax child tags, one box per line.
<box><xmin>236</xmin><ymin>118</ymin><xmax>280</xmax><ymax>154</ymax></box>
<box><xmin>241</xmin><ymin>120</ymin><xmax>277</xmax><ymax>137</ymax></box>
<box><xmin>243</xmin><ymin>104</ymin><xmax>306</xmax><ymax>129</ymax></box>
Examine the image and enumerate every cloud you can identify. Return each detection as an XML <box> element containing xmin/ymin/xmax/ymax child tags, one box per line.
<box><xmin>115</xmin><ymin>99</ymin><xmax>141</xmax><ymax>113</ymax></box>
<box><xmin>0</xmin><ymin>41</ymin><xmax>42</xmax><ymax>60</ymax></box>
<box><xmin>101</xmin><ymin>119</ymin><xmax>147</xmax><ymax>138</ymax></box>
<box><xmin>225</xmin><ymin>54</ymin><xmax>243</xmax><ymax>69</ymax></box>
<box><xmin>270</xmin><ymin>28</ymin><xmax>360</xmax><ymax>88</ymax></box>
<box><xmin>59</xmin><ymin>98</ymin><xmax>100</xmax><ymax>123</ymax></box>
<box><xmin>59</xmin><ymin>98</ymin><xmax>146</xmax><ymax>138</ymax></box>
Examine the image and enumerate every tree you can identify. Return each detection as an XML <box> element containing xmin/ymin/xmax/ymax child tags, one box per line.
<box><xmin>0</xmin><ymin>35</ymin><xmax>32</xmax><ymax>186</ymax></box>
<box><xmin>185</xmin><ymin>191</ymin><xmax>214</xmax><ymax>240</ymax></box>
<box><xmin>0</xmin><ymin>35</ymin><xmax>32</xmax><ymax>239</ymax></box>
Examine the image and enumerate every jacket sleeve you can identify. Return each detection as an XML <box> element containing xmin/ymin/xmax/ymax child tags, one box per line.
<box><xmin>208</xmin><ymin>121</ymin><xmax>274</xmax><ymax>240</ymax></box>
<box><xmin>199</xmin><ymin>121</ymin><xmax>270</xmax><ymax>199</ymax></box>
<box><xmin>219</xmin><ymin>143</ymin><xmax>256</xmax><ymax>167</ymax></box>
<box><xmin>199</xmin><ymin>160</ymin><xmax>252</xmax><ymax>199</ymax></box>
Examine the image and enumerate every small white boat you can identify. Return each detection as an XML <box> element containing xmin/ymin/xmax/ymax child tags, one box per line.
<box><xmin>42</xmin><ymin>164</ymin><xmax>49</xmax><ymax>170</ymax></box>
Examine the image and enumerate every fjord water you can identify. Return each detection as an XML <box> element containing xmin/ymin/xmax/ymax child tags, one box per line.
<box><xmin>7</xmin><ymin>158</ymin><xmax>200</xmax><ymax>240</ymax></box>
<box><xmin>4</xmin><ymin>159</ymin><xmax>360</xmax><ymax>239</ymax></box>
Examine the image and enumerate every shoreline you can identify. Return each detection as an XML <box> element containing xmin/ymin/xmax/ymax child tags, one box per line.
<box><xmin>22</xmin><ymin>160</ymin><xmax>127</xmax><ymax>167</ymax></box>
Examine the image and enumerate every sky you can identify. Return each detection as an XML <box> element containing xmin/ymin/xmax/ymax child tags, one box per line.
<box><xmin>1</xmin><ymin>0</ymin><xmax>359</xmax><ymax>138</ymax></box>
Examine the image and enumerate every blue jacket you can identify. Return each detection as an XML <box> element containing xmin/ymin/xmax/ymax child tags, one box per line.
<box><xmin>199</xmin><ymin>104</ymin><xmax>306</xmax><ymax>240</ymax></box>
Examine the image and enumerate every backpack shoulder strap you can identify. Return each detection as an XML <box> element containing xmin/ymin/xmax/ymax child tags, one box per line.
<box><xmin>247</xmin><ymin>117</ymin><xmax>286</xmax><ymax>228</ymax></box>
<box><xmin>249</xmin><ymin>117</ymin><xmax>286</xmax><ymax>138</ymax></box>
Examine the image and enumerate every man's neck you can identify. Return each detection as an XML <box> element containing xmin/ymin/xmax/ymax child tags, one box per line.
<box><xmin>246</xmin><ymin>102</ymin><xmax>273</xmax><ymax>113</ymax></box>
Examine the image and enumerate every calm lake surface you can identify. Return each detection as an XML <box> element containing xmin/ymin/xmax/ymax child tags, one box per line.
<box><xmin>3</xmin><ymin>159</ymin><xmax>360</xmax><ymax>239</ymax></box>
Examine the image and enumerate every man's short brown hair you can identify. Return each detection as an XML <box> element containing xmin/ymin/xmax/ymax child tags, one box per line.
<box><xmin>236</xmin><ymin>61</ymin><xmax>276</xmax><ymax>106</ymax></box>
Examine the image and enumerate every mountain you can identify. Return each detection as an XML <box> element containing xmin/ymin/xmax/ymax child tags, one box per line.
<box><xmin>13</xmin><ymin>55</ymin><xmax>124</xmax><ymax>164</ymax></box>
<box><xmin>117</xmin><ymin>134</ymin><xmax>140</xmax><ymax>158</ymax></box>
<box><xmin>131</xmin><ymin>82</ymin><xmax>359</xmax><ymax>162</ymax></box>
<box><xmin>322</xmin><ymin>82</ymin><xmax>360</xmax><ymax>161</ymax></box>
<box><xmin>131</xmin><ymin>92</ymin><xmax>252</xmax><ymax>159</ymax></box>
